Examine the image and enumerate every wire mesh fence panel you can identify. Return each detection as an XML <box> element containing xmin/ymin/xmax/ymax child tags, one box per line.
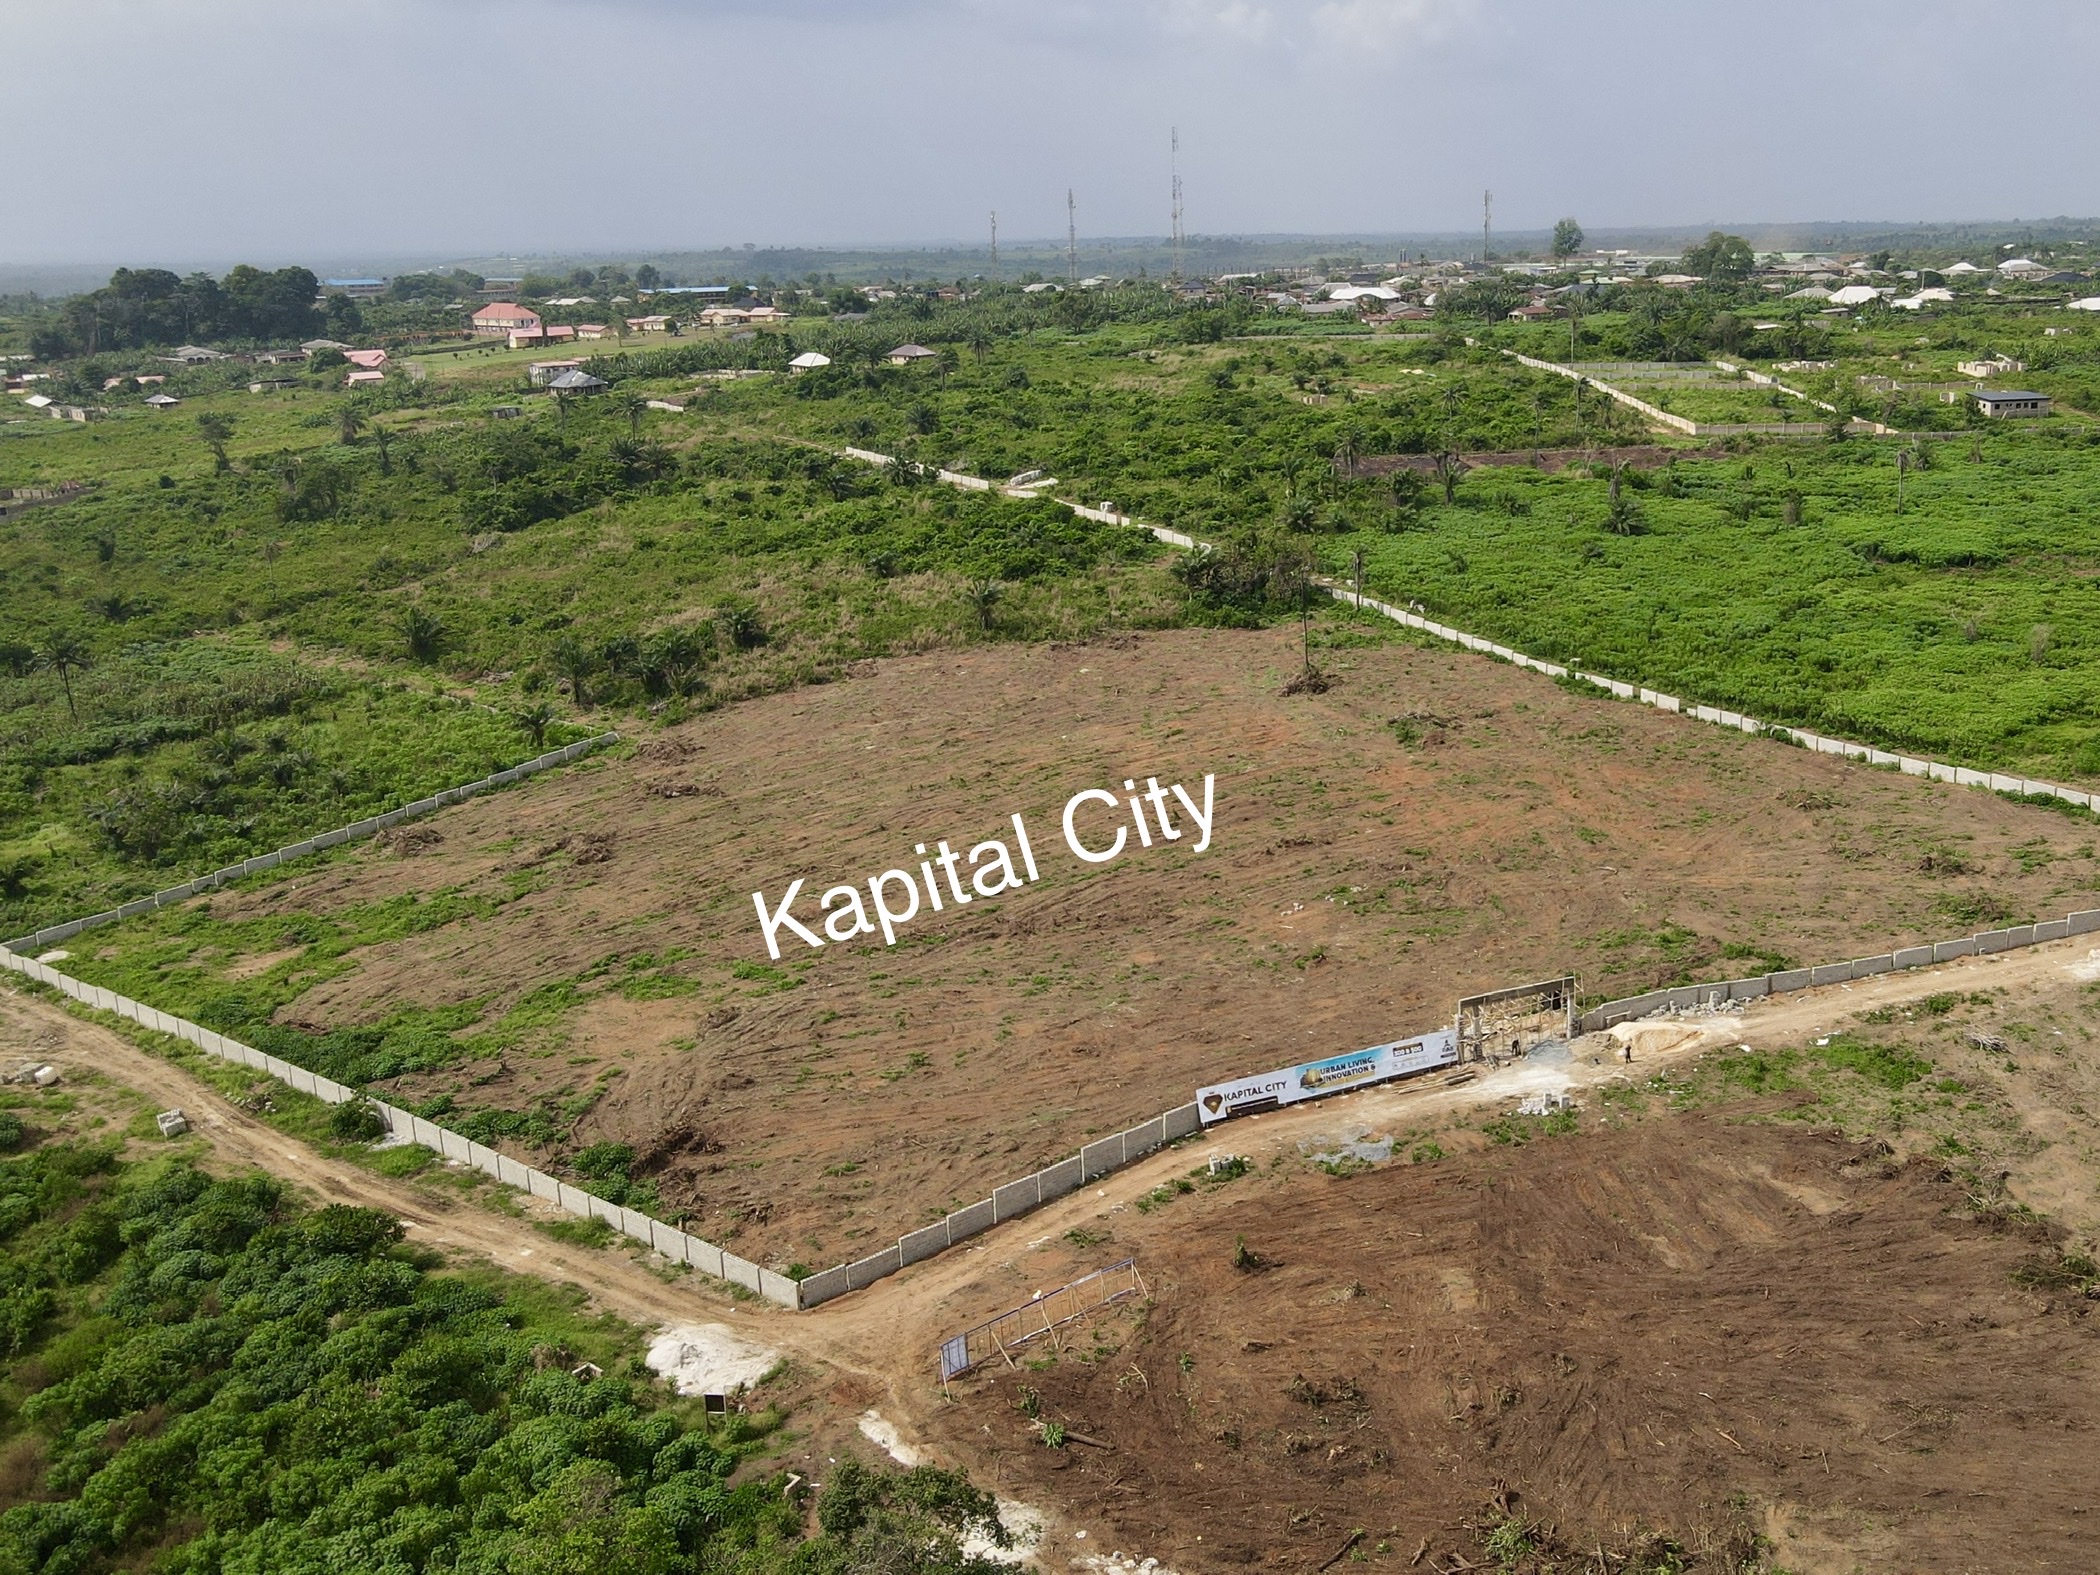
<box><xmin>938</xmin><ymin>1258</ymin><xmax>1143</xmax><ymax>1381</ymax></box>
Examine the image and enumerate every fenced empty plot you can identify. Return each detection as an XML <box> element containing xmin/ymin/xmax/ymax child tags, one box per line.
<box><xmin>938</xmin><ymin>1258</ymin><xmax>1146</xmax><ymax>1383</ymax></box>
<box><xmin>5</xmin><ymin>732</ymin><xmax>620</xmax><ymax>955</ymax></box>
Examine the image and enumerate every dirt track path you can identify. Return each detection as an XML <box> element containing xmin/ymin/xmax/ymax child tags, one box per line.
<box><xmin>0</xmin><ymin>989</ymin><xmax>737</xmax><ymax>1333</ymax></box>
<box><xmin>8</xmin><ymin>931</ymin><xmax>2097</xmax><ymax>1478</ymax></box>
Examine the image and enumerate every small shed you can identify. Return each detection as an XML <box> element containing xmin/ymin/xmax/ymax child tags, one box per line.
<box><xmin>1973</xmin><ymin>389</ymin><xmax>2050</xmax><ymax>418</ymax></box>
<box><xmin>157</xmin><ymin>1109</ymin><xmax>189</xmax><ymax>1137</ymax></box>
<box><xmin>144</xmin><ymin>393</ymin><xmax>182</xmax><ymax>408</ymax></box>
<box><xmin>490</xmin><ymin>405</ymin><xmax>523</xmax><ymax>419</ymax></box>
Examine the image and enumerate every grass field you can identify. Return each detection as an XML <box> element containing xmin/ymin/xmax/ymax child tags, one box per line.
<box><xmin>8</xmin><ymin>288</ymin><xmax>2100</xmax><ymax>945</ymax></box>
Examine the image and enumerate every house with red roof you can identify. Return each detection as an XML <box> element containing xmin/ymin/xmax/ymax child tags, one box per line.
<box><xmin>472</xmin><ymin>302</ymin><xmax>542</xmax><ymax>338</ymax></box>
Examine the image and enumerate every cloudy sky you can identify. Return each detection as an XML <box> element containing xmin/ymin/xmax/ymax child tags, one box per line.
<box><xmin>6</xmin><ymin>0</ymin><xmax>2099</xmax><ymax>267</ymax></box>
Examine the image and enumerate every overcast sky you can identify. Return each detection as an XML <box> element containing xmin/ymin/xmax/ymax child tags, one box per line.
<box><xmin>7</xmin><ymin>0</ymin><xmax>2099</xmax><ymax>269</ymax></box>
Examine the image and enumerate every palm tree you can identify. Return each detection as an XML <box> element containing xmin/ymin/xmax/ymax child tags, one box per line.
<box><xmin>1432</xmin><ymin>450</ymin><xmax>1466</xmax><ymax>506</ymax></box>
<box><xmin>335</xmin><ymin>403</ymin><xmax>366</xmax><ymax>446</ymax></box>
<box><xmin>195</xmin><ymin>411</ymin><xmax>235</xmax><ymax>472</ymax></box>
<box><xmin>549</xmin><ymin>635</ymin><xmax>598</xmax><ymax>708</ymax></box>
<box><xmin>373</xmin><ymin>425</ymin><xmax>394</xmax><ymax>476</ymax></box>
<box><xmin>964</xmin><ymin>577</ymin><xmax>1003</xmax><ymax>631</ymax></box>
<box><xmin>615</xmin><ymin>392</ymin><xmax>647</xmax><ymax>441</ymax></box>
<box><xmin>1331</xmin><ymin>431</ymin><xmax>1360</xmax><ymax>476</ymax></box>
<box><xmin>41</xmin><ymin>631</ymin><xmax>91</xmax><ymax>721</ymax></box>
<box><xmin>513</xmin><ymin>700</ymin><xmax>557</xmax><ymax>749</ymax></box>
<box><xmin>634</xmin><ymin>441</ymin><xmax>675</xmax><ymax>483</ymax></box>
<box><xmin>1440</xmin><ymin>383</ymin><xmax>1467</xmax><ymax>431</ymax></box>
<box><xmin>399</xmin><ymin>606</ymin><xmax>445</xmax><ymax>664</ymax></box>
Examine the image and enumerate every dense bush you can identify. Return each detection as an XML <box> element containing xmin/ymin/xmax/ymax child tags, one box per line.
<box><xmin>0</xmin><ymin>1141</ymin><xmax>1011</xmax><ymax>1574</ymax></box>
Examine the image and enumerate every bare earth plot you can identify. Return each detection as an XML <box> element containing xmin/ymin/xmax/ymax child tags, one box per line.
<box><xmin>932</xmin><ymin>1113</ymin><xmax>2100</xmax><ymax>1575</ymax></box>
<box><xmin>14</xmin><ymin>930</ymin><xmax>2100</xmax><ymax>1574</ymax></box>
<box><xmin>105</xmin><ymin>624</ymin><xmax>2100</xmax><ymax>1266</ymax></box>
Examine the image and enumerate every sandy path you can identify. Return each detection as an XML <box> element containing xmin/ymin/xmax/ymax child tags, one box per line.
<box><xmin>7</xmin><ymin>931</ymin><xmax>2094</xmax><ymax>1476</ymax></box>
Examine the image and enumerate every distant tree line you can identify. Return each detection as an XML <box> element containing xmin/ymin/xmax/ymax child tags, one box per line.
<box><xmin>29</xmin><ymin>264</ymin><xmax>327</xmax><ymax>358</ymax></box>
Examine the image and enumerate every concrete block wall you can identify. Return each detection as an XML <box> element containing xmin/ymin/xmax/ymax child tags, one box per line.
<box><xmin>794</xmin><ymin>1101</ymin><xmax>1204</xmax><ymax>1309</ymax></box>
<box><xmin>0</xmin><ymin>944</ymin><xmax>796</xmax><ymax>1309</ymax></box>
<box><xmin>1576</xmin><ymin>908</ymin><xmax>2100</xmax><ymax>1032</ymax></box>
<box><xmin>4</xmin><ymin>733</ymin><xmax>620</xmax><ymax>954</ymax></box>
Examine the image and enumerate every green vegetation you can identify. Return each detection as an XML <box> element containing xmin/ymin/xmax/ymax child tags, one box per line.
<box><xmin>12</xmin><ymin>272</ymin><xmax>2100</xmax><ymax>950</ymax></box>
<box><xmin>0</xmin><ymin>638</ymin><xmax>584</xmax><ymax>936</ymax></box>
<box><xmin>0</xmin><ymin>1133</ymin><xmax>1013</xmax><ymax>1574</ymax></box>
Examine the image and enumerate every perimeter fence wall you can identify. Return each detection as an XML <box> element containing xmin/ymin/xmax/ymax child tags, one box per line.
<box><xmin>793</xmin><ymin>1102</ymin><xmax>1202</xmax><ymax>1308</ymax></box>
<box><xmin>5</xmin><ymin>733</ymin><xmax>621</xmax><ymax>954</ymax></box>
<box><xmin>0</xmin><ymin>945</ymin><xmax>804</xmax><ymax>1309</ymax></box>
<box><xmin>1576</xmin><ymin>907</ymin><xmax>2100</xmax><ymax>1033</ymax></box>
<box><xmin>854</xmin><ymin>445</ymin><xmax>2098</xmax><ymax>824</ymax></box>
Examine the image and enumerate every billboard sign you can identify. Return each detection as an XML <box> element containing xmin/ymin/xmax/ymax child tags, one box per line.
<box><xmin>1195</xmin><ymin>1029</ymin><xmax>1459</xmax><ymax>1125</ymax></box>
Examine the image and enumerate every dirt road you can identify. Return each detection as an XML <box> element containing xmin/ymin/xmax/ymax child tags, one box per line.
<box><xmin>10</xmin><ymin>929</ymin><xmax>2092</xmax><ymax>1357</ymax></box>
<box><xmin>11</xmin><ymin>930</ymin><xmax>2100</xmax><ymax>1572</ymax></box>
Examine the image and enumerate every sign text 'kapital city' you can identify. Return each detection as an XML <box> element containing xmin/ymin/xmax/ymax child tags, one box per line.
<box><xmin>751</xmin><ymin>774</ymin><xmax>1216</xmax><ymax>958</ymax></box>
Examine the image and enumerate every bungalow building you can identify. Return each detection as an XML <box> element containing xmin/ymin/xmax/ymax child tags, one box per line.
<box><xmin>343</xmin><ymin>348</ymin><xmax>389</xmax><ymax>369</ymax></box>
<box><xmin>544</xmin><ymin>369</ymin><xmax>608</xmax><ymax>396</ymax></box>
<box><xmin>144</xmin><ymin>393</ymin><xmax>181</xmax><ymax>409</ymax></box>
<box><xmin>528</xmin><ymin>359</ymin><xmax>586</xmax><ymax>386</ymax></box>
<box><xmin>472</xmin><ymin>302</ymin><xmax>542</xmax><ymax>338</ymax></box>
<box><xmin>163</xmin><ymin>345</ymin><xmax>229</xmax><ymax>365</ymax></box>
<box><xmin>625</xmin><ymin>315</ymin><xmax>673</xmax><ymax>333</ymax></box>
<box><xmin>788</xmin><ymin>351</ymin><xmax>831</xmax><ymax>372</ymax></box>
<box><xmin>1973</xmin><ymin>389</ymin><xmax>2050</xmax><ymax>418</ymax></box>
<box><xmin>886</xmin><ymin>343</ymin><xmax>937</xmax><ymax>364</ymax></box>
<box><xmin>575</xmin><ymin>324</ymin><xmax>611</xmax><ymax>340</ymax></box>
<box><xmin>345</xmin><ymin>369</ymin><xmax>386</xmax><ymax>387</ymax></box>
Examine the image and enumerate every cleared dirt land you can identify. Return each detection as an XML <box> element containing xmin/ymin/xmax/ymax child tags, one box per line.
<box><xmin>117</xmin><ymin>624</ymin><xmax>2100</xmax><ymax>1266</ymax></box>
<box><xmin>928</xmin><ymin>1111</ymin><xmax>2100</xmax><ymax>1575</ymax></box>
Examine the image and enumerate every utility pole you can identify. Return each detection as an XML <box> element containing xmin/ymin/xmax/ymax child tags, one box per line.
<box><xmin>1170</xmin><ymin>127</ymin><xmax>1185</xmax><ymax>282</ymax></box>
<box><xmin>1482</xmin><ymin>189</ymin><xmax>1492</xmax><ymax>265</ymax></box>
<box><xmin>989</xmin><ymin>211</ymin><xmax>998</xmax><ymax>279</ymax></box>
<box><xmin>1067</xmin><ymin>189</ymin><xmax>1079</xmax><ymax>283</ymax></box>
